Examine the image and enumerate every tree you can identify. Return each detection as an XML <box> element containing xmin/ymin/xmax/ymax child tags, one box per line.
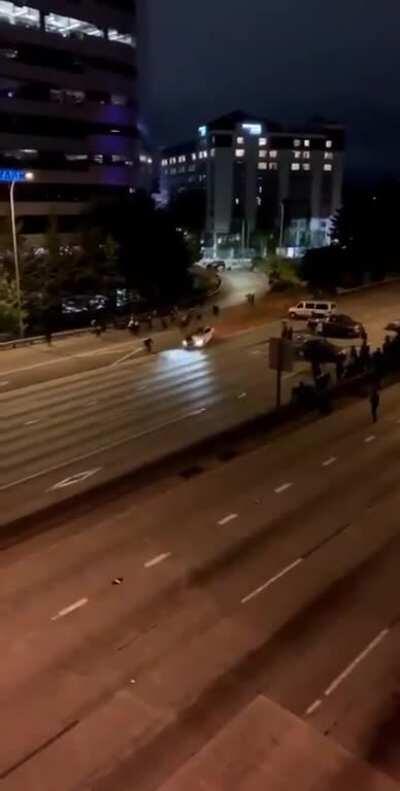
<box><xmin>0</xmin><ymin>264</ymin><xmax>23</xmax><ymax>334</ymax></box>
<box><xmin>300</xmin><ymin>246</ymin><xmax>349</xmax><ymax>293</ymax></box>
<box><xmin>88</xmin><ymin>191</ymin><xmax>192</xmax><ymax>307</ymax></box>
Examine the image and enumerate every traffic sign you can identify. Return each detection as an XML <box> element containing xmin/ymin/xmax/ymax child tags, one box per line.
<box><xmin>0</xmin><ymin>169</ymin><xmax>27</xmax><ymax>183</ymax></box>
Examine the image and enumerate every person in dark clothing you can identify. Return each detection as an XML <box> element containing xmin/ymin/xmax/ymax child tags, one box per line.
<box><xmin>370</xmin><ymin>387</ymin><xmax>380</xmax><ymax>423</ymax></box>
<box><xmin>336</xmin><ymin>355</ymin><xmax>344</xmax><ymax>381</ymax></box>
<box><xmin>144</xmin><ymin>337</ymin><xmax>153</xmax><ymax>353</ymax></box>
<box><xmin>44</xmin><ymin>327</ymin><xmax>52</xmax><ymax>347</ymax></box>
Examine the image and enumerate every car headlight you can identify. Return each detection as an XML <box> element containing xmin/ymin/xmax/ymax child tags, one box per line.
<box><xmin>195</xmin><ymin>339</ymin><xmax>204</xmax><ymax>348</ymax></box>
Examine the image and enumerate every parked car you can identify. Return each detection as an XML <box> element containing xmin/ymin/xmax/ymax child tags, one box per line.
<box><xmin>297</xmin><ymin>338</ymin><xmax>345</xmax><ymax>364</ymax></box>
<box><xmin>206</xmin><ymin>260</ymin><xmax>226</xmax><ymax>272</ymax></box>
<box><xmin>288</xmin><ymin>300</ymin><xmax>337</xmax><ymax>320</ymax></box>
<box><xmin>182</xmin><ymin>326</ymin><xmax>215</xmax><ymax>350</ymax></box>
<box><xmin>308</xmin><ymin>313</ymin><xmax>365</xmax><ymax>339</ymax></box>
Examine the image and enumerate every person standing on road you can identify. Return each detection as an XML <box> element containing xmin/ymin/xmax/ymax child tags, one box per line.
<box><xmin>369</xmin><ymin>387</ymin><xmax>380</xmax><ymax>423</ymax></box>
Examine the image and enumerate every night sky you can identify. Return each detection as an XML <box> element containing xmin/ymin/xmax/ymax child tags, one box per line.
<box><xmin>140</xmin><ymin>0</ymin><xmax>400</xmax><ymax>177</ymax></box>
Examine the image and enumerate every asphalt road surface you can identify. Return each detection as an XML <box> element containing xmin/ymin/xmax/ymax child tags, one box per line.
<box><xmin>1</xmin><ymin>386</ymin><xmax>400</xmax><ymax>788</ymax></box>
<box><xmin>1</xmin><ymin>324</ymin><xmax>306</xmax><ymax>524</ymax></box>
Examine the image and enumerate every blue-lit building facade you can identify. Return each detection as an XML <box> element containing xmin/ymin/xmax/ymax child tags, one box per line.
<box><xmin>0</xmin><ymin>0</ymin><xmax>142</xmax><ymax>239</ymax></box>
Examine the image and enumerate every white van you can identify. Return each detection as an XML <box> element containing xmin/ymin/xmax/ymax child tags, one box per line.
<box><xmin>288</xmin><ymin>300</ymin><xmax>336</xmax><ymax>320</ymax></box>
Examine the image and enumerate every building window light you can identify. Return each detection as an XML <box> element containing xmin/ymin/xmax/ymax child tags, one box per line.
<box><xmin>210</xmin><ymin>148</ymin><xmax>215</xmax><ymax>157</ymax></box>
<box><xmin>110</xmin><ymin>128</ymin><xmax>120</xmax><ymax>134</ymax></box>
<box><xmin>291</xmin><ymin>163</ymin><xmax>300</xmax><ymax>171</ymax></box>
<box><xmin>259</xmin><ymin>150</ymin><xmax>266</xmax><ymax>159</ymax></box>
<box><xmin>45</xmin><ymin>12</ymin><xmax>104</xmax><ymax>39</ymax></box>
<box><xmin>169</xmin><ymin>157</ymin><xmax>176</xmax><ymax>164</ymax></box>
<box><xmin>178</xmin><ymin>155</ymin><xmax>186</xmax><ymax>163</ymax></box>
<box><xmin>259</xmin><ymin>137</ymin><xmax>267</xmax><ymax>146</ymax></box>
<box><xmin>111</xmin><ymin>94</ymin><xmax>128</xmax><ymax>106</ymax></box>
<box><xmin>235</xmin><ymin>198</ymin><xmax>240</xmax><ymax>205</ymax></box>
<box><xmin>323</xmin><ymin>163</ymin><xmax>333</xmax><ymax>171</ymax></box>
<box><xmin>294</xmin><ymin>151</ymin><xmax>301</xmax><ymax>159</ymax></box>
<box><xmin>303</xmin><ymin>151</ymin><xmax>310</xmax><ymax>159</ymax></box>
<box><xmin>0</xmin><ymin>2</ymin><xmax>39</xmax><ymax>29</ymax></box>
<box><xmin>304</xmin><ymin>139</ymin><xmax>310</xmax><ymax>147</ymax></box>
<box><xmin>326</xmin><ymin>140</ymin><xmax>333</xmax><ymax>148</ymax></box>
<box><xmin>191</xmin><ymin>153</ymin><xmax>197</xmax><ymax>161</ymax></box>
<box><xmin>108</xmin><ymin>29</ymin><xmax>135</xmax><ymax>46</ymax></box>
<box><xmin>269</xmin><ymin>150</ymin><xmax>277</xmax><ymax>158</ymax></box>
<box><xmin>257</xmin><ymin>162</ymin><xmax>267</xmax><ymax>170</ymax></box>
<box><xmin>237</xmin><ymin>137</ymin><xmax>244</xmax><ymax>145</ymax></box>
<box><xmin>269</xmin><ymin>162</ymin><xmax>278</xmax><ymax>171</ymax></box>
<box><xmin>324</xmin><ymin>152</ymin><xmax>333</xmax><ymax>160</ymax></box>
<box><xmin>93</xmin><ymin>154</ymin><xmax>104</xmax><ymax>164</ymax></box>
<box><xmin>235</xmin><ymin>149</ymin><xmax>245</xmax><ymax>158</ymax></box>
<box><xmin>112</xmin><ymin>154</ymin><xmax>125</xmax><ymax>163</ymax></box>
<box><xmin>302</xmin><ymin>163</ymin><xmax>310</xmax><ymax>171</ymax></box>
<box><xmin>294</xmin><ymin>139</ymin><xmax>301</xmax><ymax>147</ymax></box>
<box><xmin>66</xmin><ymin>154</ymin><xmax>88</xmax><ymax>162</ymax></box>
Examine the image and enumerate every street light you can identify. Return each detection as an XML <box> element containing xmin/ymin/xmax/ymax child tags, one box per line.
<box><xmin>6</xmin><ymin>169</ymin><xmax>34</xmax><ymax>337</ymax></box>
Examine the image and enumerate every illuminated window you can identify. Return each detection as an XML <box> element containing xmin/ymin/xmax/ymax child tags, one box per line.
<box><xmin>237</xmin><ymin>136</ymin><xmax>244</xmax><ymax>145</ymax></box>
<box><xmin>302</xmin><ymin>163</ymin><xmax>310</xmax><ymax>171</ymax></box>
<box><xmin>269</xmin><ymin>150</ymin><xmax>277</xmax><ymax>158</ymax></box>
<box><xmin>326</xmin><ymin>140</ymin><xmax>333</xmax><ymax>148</ymax></box>
<box><xmin>235</xmin><ymin>198</ymin><xmax>240</xmax><ymax>205</ymax></box>
<box><xmin>259</xmin><ymin>137</ymin><xmax>267</xmax><ymax>146</ymax></box>
<box><xmin>324</xmin><ymin>152</ymin><xmax>333</xmax><ymax>160</ymax></box>
<box><xmin>304</xmin><ymin>139</ymin><xmax>310</xmax><ymax>147</ymax></box>
<box><xmin>191</xmin><ymin>153</ymin><xmax>197</xmax><ymax>161</ymax></box>
<box><xmin>258</xmin><ymin>162</ymin><xmax>267</xmax><ymax>170</ymax></box>
<box><xmin>235</xmin><ymin>149</ymin><xmax>245</xmax><ymax>157</ymax></box>
<box><xmin>294</xmin><ymin>139</ymin><xmax>301</xmax><ymax>147</ymax></box>
<box><xmin>66</xmin><ymin>154</ymin><xmax>88</xmax><ymax>162</ymax></box>
<box><xmin>323</xmin><ymin>163</ymin><xmax>332</xmax><ymax>171</ymax></box>
<box><xmin>0</xmin><ymin>2</ymin><xmax>39</xmax><ymax>29</ymax></box>
<box><xmin>259</xmin><ymin>150</ymin><xmax>266</xmax><ymax>159</ymax></box>
<box><xmin>303</xmin><ymin>151</ymin><xmax>310</xmax><ymax>159</ymax></box>
<box><xmin>111</xmin><ymin>94</ymin><xmax>127</xmax><ymax>106</ymax></box>
<box><xmin>93</xmin><ymin>154</ymin><xmax>103</xmax><ymax>164</ymax></box>
<box><xmin>169</xmin><ymin>157</ymin><xmax>176</xmax><ymax>164</ymax></box>
<box><xmin>269</xmin><ymin>162</ymin><xmax>278</xmax><ymax>170</ymax></box>
<box><xmin>108</xmin><ymin>29</ymin><xmax>135</xmax><ymax>47</ymax></box>
<box><xmin>294</xmin><ymin>151</ymin><xmax>301</xmax><ymax>159</ymax></box>
<box><xmin>112</xmin><ymin>154</ymin><xmax>125</xmax><ymax>163</ymax></box>
<box><xmin>291</xmin><ymin>163</ymin><xmax>300</xmax><ymax>171</ymax></box>
<box><xmin>178</xmin><ymin>155</ymin><xmax>186</xmax><ymax>163</ymax></box>
<box><xmin>161</xmin><ymin>159</ymin><xmax>168</xmax><ymax>167</ymax></box>
<box><xmin>210</xmin><ymin>148</ymin><xmax>215</xmax><ymax>157</ymax></box>
<box><xmin>45</xmin><ymin>12</ymin><xmax>104</xmax><ymax>38</ymax></box>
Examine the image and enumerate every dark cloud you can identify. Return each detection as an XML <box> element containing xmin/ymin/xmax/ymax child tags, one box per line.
<box><xmin>141</xmin><ymin>0</ymin><xmax>400</xmax><ymax>175</ymax></box>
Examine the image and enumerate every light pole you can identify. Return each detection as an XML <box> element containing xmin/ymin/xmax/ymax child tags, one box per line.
<box><xmin>279</xmin><ymin>200</ymin><xmax>285</xmax><ymax>251</ymax></box>
<box><xmin>8</xmin><ymin>170</ymin><xmax>34</xmax><ymax>337</ymax></box>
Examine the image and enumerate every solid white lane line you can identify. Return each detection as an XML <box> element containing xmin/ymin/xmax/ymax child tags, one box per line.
<box><xmin>110</xmin><ymin>347</ymin><xmax>142</xmax><ymax>367</ymax></box>
<box><xmin>51</xmin><ymin>597</ymin><xmax>88</xmax><ymax>621</ymax></box>
<box><xmin>305</xmin><ymin>699</ymin><xmax>322</xmax><ymax>716</ymax></box>
<box><xmin>241</xmin><ymin>558</ymin><xmax>303</xmax><ymax>604</ymax></box>
<box><xmin>218</xmin><ymin>513</ymin><xmax>238</xmax><ymax>526</ymax></box>
<box><xmin>274</xmin><ymin>482</ymin><xmax>293</xmax><ymax>494</ymax></box>
<box><xmin>144</xmin><ymin>552</ymin><xmax>172</xmax><ymax>569</ymax></box>
<box><xmin>364</xmin><ymin>435</ymin><xmax>376</xmax><ymax>443</ymax></box>
<box><xmin>324</xmin><ymin>628</ymin><xmax>389</xmax><ymax>697</ymax></box>
<box><xmin>322</xmin><ymin>456</ymin><xmax>337</xmax><ymax>467</ymax></box>
<box><xmin>25</xmin><ymin>419</ymin><xmax>40</xmax><ymax>426</ymax></box>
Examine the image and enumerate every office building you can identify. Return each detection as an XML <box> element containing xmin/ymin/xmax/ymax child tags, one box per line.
<box><xmin>0</xmin><ymin>0</ymin><xmax>139</xmax><ymax>241</ymax></box>
<box><xmin>160</xmin><ymin>111</ymin><xmax>345</xmax><ymax>257</ymax></box>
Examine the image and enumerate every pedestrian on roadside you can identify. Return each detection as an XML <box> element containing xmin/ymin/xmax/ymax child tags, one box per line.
<box><xmin>144</xmin><ymin>337</ymin><xmax>153</xmax><ymax>353</ymax></box>
<box><xmin>336</xmin><ymin>355</ymin><xmax>344</xmax><ymax>381</ymax></box>
<box><xmin>281</xmin><ymin>321</ymin><xmax>289</xmax><ymax>339</ymax></box>
<box><xmin>369</xmin><ymin>386</ymin><xmax>380</xmax><ymax>423</ymax></box>
<box><xmin>287</xmin><ymin>325</ymin><xmax>293</xmax><ymax>341</ymax></box>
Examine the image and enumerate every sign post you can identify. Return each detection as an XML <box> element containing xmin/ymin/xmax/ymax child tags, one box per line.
<box><xmin>269</xmin><ymin>338</ymin><xmax>293</xmax><ymax>410</ymax></box>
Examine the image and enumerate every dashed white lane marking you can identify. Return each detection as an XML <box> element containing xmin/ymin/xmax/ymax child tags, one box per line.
<box><xmin>241</xmin><ymin>558</ymin><xmax>303</xmax><ymax>604</ymax></box>
<box><xmin>364</xmin><ymin>435</ymin><xmax>376</xmax><ymax>443</ymax></box>
<box><xmin>25</xmin><ymin>419</ymin><xmax>40</xmax><ymax>426</ymax></box>
<box><xmin>48</xmin><ymin>468</ymin><xmax>102</xmax><ymax>492</ymax></box>
<box><xmin>188</xmin><ymin>407</ymin><xmax>207</xmax><ymax>416</ymax></box>
<box><xmin>51</xmin><ymin>597</ymin><xmax>88</xmax><ymax>621</ymax></box>
<box><xmin>218</xmin><ymin>513</ymin><xmax>238</xmax><ymax>526</ymax></box>
<box><xmin>144</xmin><ymin>552</ymin><xmax>172</xmax><ymax>569</ymax></box>
<box><xmin>322</xmin><ymin>456</ymin><xmax>337</xmax><ymax>467</ymax></box>
<box><xmin>274</xmin><ymin>482</ymin><xmax>293</xmax><ymax>494</ymax></box>
<box><xmin>324</xmin><ymin>628</ymin><xmax>389</xmax><ymax>697</ymax></box>
<box><xmin>238</xmin><ymin>392</ymin><xmax>247</xmax><ymax>399</ymax></box>
<box><xmin>305</xmin><ymin>699</ymin><xmax>322</xmax><ymax>716</ymax></box>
